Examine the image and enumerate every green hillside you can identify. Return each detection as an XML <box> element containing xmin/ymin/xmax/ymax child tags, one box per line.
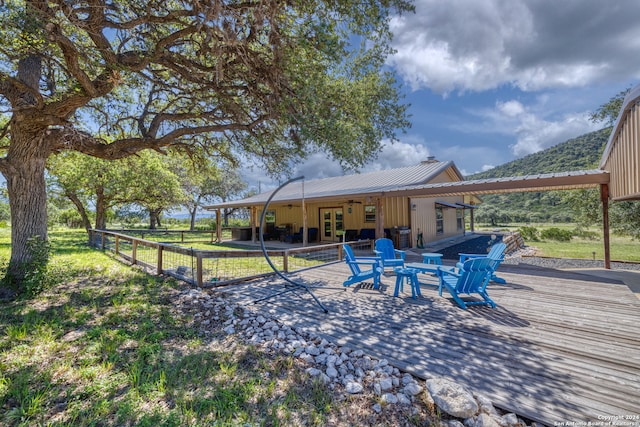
<box><xmin>467</xmin><ymin>127</ymin><xmax>611</xmax><ymax>224</ymax></box>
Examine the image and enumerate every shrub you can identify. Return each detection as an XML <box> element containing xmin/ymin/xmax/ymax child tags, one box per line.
<box><xmin>572</xmin><ymin>227</ymin><xmax>600</xmax><ymax>240</ymax></box>
<box><xmin>540</xmin><ymin>227</ymin><xmax>573</xmax><ymax>241</ymax></box>
<box><xmin>518</xmin><ymin>226</ymin><xmax>540</xmax><ymax>242</ymax></box>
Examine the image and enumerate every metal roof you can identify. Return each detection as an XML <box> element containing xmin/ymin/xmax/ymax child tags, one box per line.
<box><xmin>381</xmin><ymin>169</ymin><xmax>610</xmax><ymax>198</ymax></box>
<box><xmin>205</xmin><ymin>160</ymin><xmax>460</xmax><ymax>209</ymax></box>
<box><xmin>205</xmin><ymin>163</ymin><xmax>609</xmax><ymax>210</ymax></box>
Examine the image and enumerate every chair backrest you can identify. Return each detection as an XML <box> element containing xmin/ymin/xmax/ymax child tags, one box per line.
<box><xmin>342</xmin><ymin>245</ymin><xmax>361</xmax><ymax>275</ymax></box>
<box><xmin>374</xmin><ymin>238</ymin><xmax>396</xmax><ymax>259</ymax></box>
<box><xmin>455</xmin><ymin>257</ymin><xmax>493</xmax><ymax>294</ymax></box>
<box><xmin>487</xmin><ymin>242</ymin><xmax>506</xmax><ymax>260</ymax></box>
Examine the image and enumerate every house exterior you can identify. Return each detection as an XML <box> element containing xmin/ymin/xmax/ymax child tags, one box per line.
<box><xmin>205</xmin><ymin>159</ymin><xmax>480</xmax><ymax>248</ymax></box>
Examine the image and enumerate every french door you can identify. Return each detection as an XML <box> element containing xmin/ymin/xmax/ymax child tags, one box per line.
<box><xmin>321</xmin><ymin>208</ymin><xmax>344</xmax><ymax>242</ymax></box>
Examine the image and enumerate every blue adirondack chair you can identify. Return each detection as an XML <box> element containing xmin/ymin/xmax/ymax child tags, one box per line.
<box><xmin>457</xmin><ymin>242</ymin><xmax>507</xmax><ymax>285</ymax></box>
<box><xmin>342</xmin><ymin>245</ymin><xmax>383</xmax><ymax>289</ymax></box>
<box><xmin>438</xmin><ymin>257</ymin><xmax>496</xmax><ymax>309</ymax></box>
<box><xmin>374</xmin><ymin>238</ymin><xmax>405</xmax><ymax>270</ymax></box>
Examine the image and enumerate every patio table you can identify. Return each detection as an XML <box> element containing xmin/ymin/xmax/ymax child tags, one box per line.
<box><xmin>405</xmin><ymin>262</ymin><xmax>452</xmax><ymax>292</ymax></box>
<box><xmin>420</xmin><ymin>252</ymin><xmax>443</xmax><ymax>265</ymax></box>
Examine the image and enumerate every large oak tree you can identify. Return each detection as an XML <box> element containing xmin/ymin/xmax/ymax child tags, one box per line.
<box><xmin>0</xmin><ymin>0</ymin><xmax>412</xmax><ymax>292</ymax></box>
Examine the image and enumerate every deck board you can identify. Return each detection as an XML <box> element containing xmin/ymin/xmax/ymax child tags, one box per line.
<box><xmin>212</xmin><ymin>262</ymin><xmax>640</xmax><ymax>425</ymax></box>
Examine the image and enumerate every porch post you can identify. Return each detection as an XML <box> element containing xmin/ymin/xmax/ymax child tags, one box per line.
<box><xmin>251</xmin><ymin>206</ymin><xmax>257</xmax><ymax>242</ymax></box>
<box><xmin>216</xmin><ymin>208</ymin><xmax>222</xmax><ymax>242</ymax></box>
<box><xmin>302</xmin><ymin>181</ymin><xmax>308</xmax><ymax>246</ymax></box>
<box><xmin>600</xmin><ymin>183</ymin><xmax>611</xmax><ymax>269</ymax></box>
<box><xmin>469</xmin><ymin>207</ymin><xmax>475</xmax><ymax>232</ymax></box>
<box><xmin>375</xmin><ymin>197</ymin><xmax>384</xmax><ymax>239</ymax></box>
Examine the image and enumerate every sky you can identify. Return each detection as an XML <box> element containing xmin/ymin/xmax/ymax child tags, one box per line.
<box><xmin>242</xmin><ymin>0</ymin><xmax>640</xmax><ymax>193</ymax></box>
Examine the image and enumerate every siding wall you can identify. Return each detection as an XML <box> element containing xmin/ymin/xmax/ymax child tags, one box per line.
<box><xmin>410</xmin><ymin>196</ymin><xmax>466</xmax><ymax>244</ymax></box>
<box><xmin>260</xmin><ymin>197</ymin><xmax>411</xmax><ymax>235</ymax></box>
<box><xmin>602</xmin><ymin>101</ymin><xmax>640</xmax><ymax>200</ymax></box>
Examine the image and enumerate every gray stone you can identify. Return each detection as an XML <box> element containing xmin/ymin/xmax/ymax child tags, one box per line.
<box><xmin>403</xmin><ymin>382</ymin><xmax>423</xmax><ymax>396</ymax></box>
<box><xmin>426</xmin><ymin>378</ymin><xmax>479</xmax><ymax>419</ymax></box>
<box><xmin>500</xmin><ymin>413</ymin><xmax>520</xmax><ymax>427</ymax></box>
<box><xmin>315</xmin><ymin>353</ymin><xmax>328</xmax><ymax>364</ymax></box>
<box><xmin>372</xmin><ymin>403</ymin><xmax>382</xmax><ymax>413</ymax></box>
<box><xmin>381</xmin><ymin>393</ymin><xmax>398</xmax><ymax>404</ymax></box>
<box><xmin>472</xmin><ymin>413</ymin><xmax>501</xmax><ymax>427</ymax></box>
<box><xmin>379</xmin><ymin>377</ymin><xmax>393</xmax><ymax>391</ymax></box>
<box><xmin>326</xmin><ymin>366</ymin><xmax>338</xmax><ymax>378</ymax></box>
<box><xmin>345</xmin><ymin>381</ymin><xmax>364</xmax><ymax>394</ymax></box>
<box><xmin>306</xmin><ymin>367</ymin><xmax>321</xmax><ymax>376</ymax></box>
<box><xmin>373</xmin><ymin>383</ymin><xmax>382</xmax><ymax>395</ymax></box>
<box><xmin>299</xmin><ymin>353</ymin><xmax>315</xmax><ymax>364</ymax></box>
<box><xmin>305</xmin><ymin>345</ymin><xmax>320</xmax><ymax>356</ymax></box>
<box><xmin>397</xmin><ymin>393</ymin><xmax>412</xmax><ymax>405</ymax></box>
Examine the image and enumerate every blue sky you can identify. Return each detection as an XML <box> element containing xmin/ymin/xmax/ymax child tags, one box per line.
<box><xmin>243</xmin><ymin>0</ymin><xmax>640</xmax><ymax>192</ymax></box>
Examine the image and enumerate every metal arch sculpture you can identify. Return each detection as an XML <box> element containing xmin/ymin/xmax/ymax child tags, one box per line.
<box><xmin>255</xmin><ymin>176</ymin><xmax>328</xmax><ymax>313</ymax></box>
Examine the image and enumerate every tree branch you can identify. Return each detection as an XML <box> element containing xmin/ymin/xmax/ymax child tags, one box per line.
<box><xmin>0</xmin><ymin>71</ymin><xmax>45</xmax><ymax>109</ymax></box>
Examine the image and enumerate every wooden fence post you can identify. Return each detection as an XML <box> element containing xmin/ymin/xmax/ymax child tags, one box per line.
<box><xmin>132</xmin><ymin>240</ymin><xmax>138</xmax><ymax>265</ymax></box>
<box><xmin>115</xmin><ymin>235</ymin><xmax>120</xmax><ymax>256</ymax></box>
<box><xmin>157</xmin><ymin>245</ymin><xmax>163</xmax><ymax>275</ymax></box>
<box><xmin>283</xmin><ymin>250</ymin><xmax>289</xmax><ymax>273</ymax></box>
<box><xmin>196</xmin><ymin>253</ymin><xmax>203</xmax><ymax>287</ymax></box>
<box><xmin>101</xmin><ymin>231</ymin><xmax>106</xmax><ymax>250</ymax></box>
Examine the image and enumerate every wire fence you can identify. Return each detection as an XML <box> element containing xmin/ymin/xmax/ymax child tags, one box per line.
<box><xmin>89</xmin><ymin>229</ymin><xmax>375</xmax><ymax>287</ymax></box>
<box><xmin>103</xmin><ymin>228</ymin><xmax>232</xmax><ymax>244</ymax></box>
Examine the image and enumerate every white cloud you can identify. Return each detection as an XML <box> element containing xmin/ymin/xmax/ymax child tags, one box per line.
<box><xmin>477</xmin><ymin>99</ymin><xmax>601</xmax><ymax>156</ymax></box>
<box><xmin>388</xmin><ymin>0</ymin><xmax>640</xmax><ymax>94</ymax></box>
<box><xmin>241</xmin><ymin>140</ymin><xmax>432</xmax><ymax>191</ymax></box>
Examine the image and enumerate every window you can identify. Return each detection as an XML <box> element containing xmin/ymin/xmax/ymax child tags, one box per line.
<box><xmin>364</xmin><ymin>205</ymin><xmax>376</xmax><ymax>222</ymax></box>
<box><xmin>262</xmin><ymin>210</ymin><xmax>276</xmax><ymax>225</ymax></box>
<box><xmin>435</xmin><ymin>206</ymin><xmax>443</xmax><ymax>235</ymax></box>
<box><xmin>456</xmin><ymin>208</ymin><xmax>464</xmax><ymax>231</ymax></box>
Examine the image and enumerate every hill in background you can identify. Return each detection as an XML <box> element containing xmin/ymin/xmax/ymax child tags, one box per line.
<box><xmin>466</xmin><ymin>127</ymin><xmax>611</xmax><ymax>224</ymax></box>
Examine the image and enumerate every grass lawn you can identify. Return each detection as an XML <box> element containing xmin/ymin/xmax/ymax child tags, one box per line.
<box><xmin>0</xmin><ymin>229</ymin><xmax>435</xmax><ymax>426</ymax></box>
<box><xmin>531</xmin><ymin>235</ymin><xmax>640</xmax><ymax>262</ymax></box>
<box><xmin>477</xmin><ymin>223</ymin><xmax>640</xmax><ymax>262</ymax></box>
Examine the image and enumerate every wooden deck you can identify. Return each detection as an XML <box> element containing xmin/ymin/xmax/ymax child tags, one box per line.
<box><xmin>212</xmin><ymin>262</ymin><xmax>640</xmax><ymax>425</ymax></box>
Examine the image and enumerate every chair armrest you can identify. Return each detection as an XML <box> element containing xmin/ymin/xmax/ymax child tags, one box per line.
<box><xmin>351</xmin><ymin>256</ymin><xmax>382</xmax><ymax>266</ymax></box>
<box><xmin>438</xmin><ymin>266</ymin><xmax>460</xmax><ymax>278</ymax></box>
<box><xmin>374</xmin><ymin>250</ymin><xmax>382</xmax><ymax>257</ymax></box>
<box><xmin>458</xmin><ymin>253</ymin><xmax>483</xmax><ymax>263</ymax></box>
<box><xmin>394</xmin><ymin>249</ymin><xmax>406</xmax><ymax>260</ymax></box>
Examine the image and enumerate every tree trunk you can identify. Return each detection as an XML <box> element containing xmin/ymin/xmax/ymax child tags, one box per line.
<box><xmin>1</xmin><ymin>129</ymin><xmax>50</xmax><ymax>294</ymax></box>
<box><xmin>65</xmin><ymin>191</ymin><xmax>93</xmax><ymax>233</ymax></box>
<box><xmin>189</xmin><ymin>207</ymin><xmax>197</xmax><ymax>231</ymax></box>
<box><xmin>149</xmin><ymin>209</ymin><xmax>159</xmax><ymax>229</ymax></box>
<box><xmin>95</xmin><ymin>186</ymin><xmax>107</xmax><ymax>229</ymax></box>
